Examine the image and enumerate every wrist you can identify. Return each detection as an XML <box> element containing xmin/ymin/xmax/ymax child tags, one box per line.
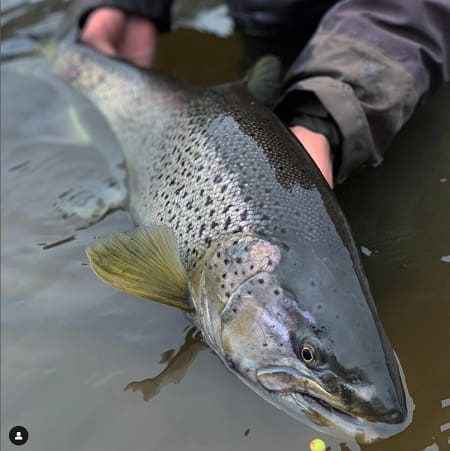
<box><xmin>290</xmin><ymin>125</ymin><xmax>334</xmax><ymax>188</ymax></box>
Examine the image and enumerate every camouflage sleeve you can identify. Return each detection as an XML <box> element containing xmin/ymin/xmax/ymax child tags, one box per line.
<box><xmin>78</xmin><ymin>0</ymin><xmax>173</xmax><ymax>32</ymax></box>
<box><xmin>276</xmin><ymin>0</ymin><xmax>450</xmax><ymax>183</ymax></box>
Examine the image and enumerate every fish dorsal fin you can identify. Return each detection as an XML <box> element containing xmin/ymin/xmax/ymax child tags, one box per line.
<box><xmin>86</xmin><ymin>225</ymin><xmax>191</xmax><ymax>311</ymax></box>
<box><xmin>245</xmin><ymin>55</ymin><xmax>282</xmax><ymax>107</ymax></box>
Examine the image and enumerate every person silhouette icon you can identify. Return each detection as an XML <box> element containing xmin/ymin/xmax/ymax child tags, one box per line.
<box><xmin>9</xmin><ymin>426</ymin><xmax>29</xmax><ymax>446</ymax></box>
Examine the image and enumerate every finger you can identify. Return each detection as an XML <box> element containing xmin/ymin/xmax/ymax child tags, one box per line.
<box><xmin>86</xmin><ymin>40</ymin><xmax>118</xmax><ymax>57</ymax></box>
<box><xmin>118</xmin><ymin>15</ymin><xmax>158</xmax><ymax>67</ymax></box>
<box><xmin>80</xmin><ymin>7</ymin><xmax>127</xmax><ymax>56</ymax></box>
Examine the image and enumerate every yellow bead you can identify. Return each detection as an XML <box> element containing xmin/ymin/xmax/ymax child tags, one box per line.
<box><xmin>310</xmin><ymin>438</ymin><xmax>326</xmax><ymax>451</ymax></box>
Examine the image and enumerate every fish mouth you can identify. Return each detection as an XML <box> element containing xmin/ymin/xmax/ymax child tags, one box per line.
<box><xmin>293</xmin><ymin>390</ymin><xmax>362</xmax><ymax>429</ymax></box>
<box><xmin>298</xmin><ymin>391</ymin><xmax>356</xmax><ymax>422</ymax></box>
<box><xmin>256</xmin><ymin>366</ymin><xmax>387</xmax><ymax>443</ymax></box>
<box><xmin>256</xmin><ymin>366</ymin><xmax>358</xmax><ymax>423</ymax></box>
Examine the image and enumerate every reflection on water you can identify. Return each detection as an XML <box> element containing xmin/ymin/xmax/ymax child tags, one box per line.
<box><xmin>1</xmin><ymin>1</ymin><xmax>449</xmax><ymax>451</ymax></box>
<box><xmin>125</xmin><ymin>327</ymin><xmax>205</xmax><ymax>401</ymax></box>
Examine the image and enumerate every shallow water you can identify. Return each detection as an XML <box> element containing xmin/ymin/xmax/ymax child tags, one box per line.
<box><xmin>1</xmin><ymin>1</ymin><xmax>449</xmax><ymax>451</ymax></box>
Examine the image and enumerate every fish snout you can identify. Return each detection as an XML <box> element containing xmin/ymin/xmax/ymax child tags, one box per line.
<box><xmin>348</xmin><ymin>383</ymin><xmax>408</xmax><ymax>425</ymax></box>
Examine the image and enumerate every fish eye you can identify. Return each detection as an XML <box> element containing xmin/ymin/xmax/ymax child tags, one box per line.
<box><xmin>300</xmin><ymin>343</ymin><xmax>316</xmax><ymax>364</ymax></box>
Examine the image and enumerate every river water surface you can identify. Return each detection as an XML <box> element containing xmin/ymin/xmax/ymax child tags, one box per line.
<box><xmin>1</xmin><ymin>1</ymin><xmax>449</xmax><ymax>451</ymax></box>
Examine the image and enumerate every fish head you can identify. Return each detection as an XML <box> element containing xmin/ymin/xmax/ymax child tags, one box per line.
<box><xmin>194</xmin><ymin>234</ymin><xmax>412</xmax><ymax>443</ymax></box>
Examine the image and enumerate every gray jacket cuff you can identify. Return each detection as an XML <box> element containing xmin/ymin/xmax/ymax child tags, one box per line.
<box><xmin>278</xmin><ymin>33</ymin><xmax>419</xmax><ymax>183</ymax></box>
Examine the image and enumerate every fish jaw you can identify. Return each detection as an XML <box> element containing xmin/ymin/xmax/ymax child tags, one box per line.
<box><xmin>255</xmin><ymin>362</ymin><xmax>413</xmax><ymax>444</ymax></box>
<box><xmin>190</xmin><ymin>234</ymin><xmax>412</xmax><ymax>443</ymax></box>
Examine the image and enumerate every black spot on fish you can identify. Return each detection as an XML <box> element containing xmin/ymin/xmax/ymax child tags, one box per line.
<box><xmin>224</xmin><ymin>217</ymin><xmax>232</xmax><ymax>230</ymax></box>
<box><xmin>221</xmin><ymin>184</ymin><xmax>228</xmax><ymax>193</ymax></box>
<box><xmin>211</xmin><ymin>221</ymin><xmax>218</xmax><ymax>228</ymax></box>
<box><xmin>213</xmin><ymin>175</ymin><xmax>222</xmax><ymax>183</ymax></box>
<box><xmin>274</xmin><ymin>289</ymin><xmax>280</xmax><ymax>295</ymax></box>
<box><xmin>236</xmin><ymin>257</ymin><xmax>242</xmax><ymax>264</ymax></box>
<box><xmin>258</xmin><ymin>279</ymin><xmax>264</xmax><ymax>284</ymax></box>
<box><xmin>243</xmin><ymin>196</ymin><xmax>252</xmax><ymax>202</ymax></box>
<box><xmin>199</xmin><ymin>224</ymin><xmax>206</xmax><ymax>237</ymax></box>
<box><xmin>205</xmin><ymin>196</ymin><xmax>213</xmax><ymax>206</ymax></box>
<box><xmin>223</xmin><ymin>205</ymin><xmax>232</xmax><ymax>214</ymax></box>
<box><xmin>224</xmin><ymin>259</ymin><xmax>229</xmax><ymax>265</ymax></box>
<box><xmin>209</xmin><ymin>209</ymin><xmax>215</xmax><ymax>217</ymax></box>
<box><xmin>240</xmin><ymin>210</ymin><xmax>248</xmax><ymax>221</ymax></box>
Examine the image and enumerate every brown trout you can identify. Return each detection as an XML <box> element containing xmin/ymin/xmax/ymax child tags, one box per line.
<box><xmin>52</xmin><ymin>43</ymin><xmax>412</xmax><ymax>443</ymax></box>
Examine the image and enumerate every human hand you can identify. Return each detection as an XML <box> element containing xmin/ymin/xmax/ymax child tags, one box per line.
<box><xmin>290</xmin><ymin>126</ymin><xmax>334</xmax><ymax>188</ymax></box>
<box><xmin>80</xmin><ymin>7</ymin><xmax>158</xmax><ymax>68</ymax></box>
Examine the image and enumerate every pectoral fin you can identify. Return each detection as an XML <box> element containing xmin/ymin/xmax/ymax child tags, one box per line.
<box><xmin>86</xmin><ymin>225</ymin><xmax>191</xmax><ymax>310</ymax></box>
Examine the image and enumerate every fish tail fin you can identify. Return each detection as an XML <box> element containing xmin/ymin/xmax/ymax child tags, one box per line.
<box><xmin>38</xmin><ymin>1</ymin><xmax>81</xmax><ymax>62</ymax></box>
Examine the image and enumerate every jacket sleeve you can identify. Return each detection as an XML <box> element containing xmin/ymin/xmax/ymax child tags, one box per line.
<box><xmin>276</xmin><ymin>0</ymin><xmax>450</xmax><ymax>183</ymax></box>
<box><xmin>78</xmin><ymin>0</ymin><xmax>173</xmax><ymax>32</ymax></box>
